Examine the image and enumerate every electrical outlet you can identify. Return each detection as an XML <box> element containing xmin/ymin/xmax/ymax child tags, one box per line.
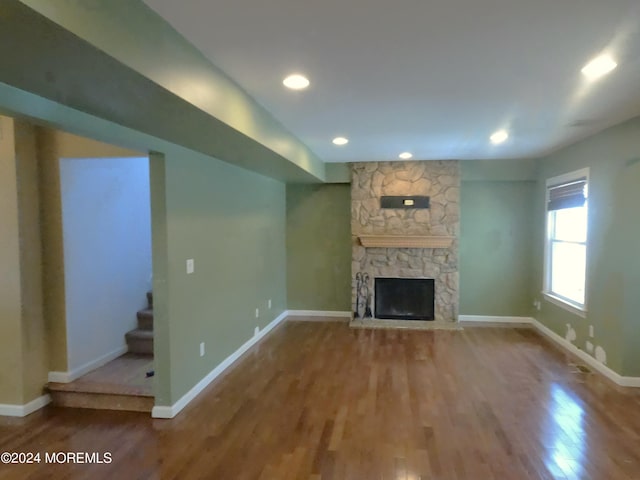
<box><xmin>186</xmin><ymin>258</ymin><xmax>195</xmax><ymax>274</ymax></box>
<box><xmin>589</xmin><ymin>325</ymin><xmax>594</xmax><ymax>338</ymax></box>
<box><xmin>255</xmin><ymin>308</ymin><xmax>259</xmax><ymax>318</ymax></box>
<box><xmin>199</xmin><ymin>342</ymin><xmax>205</xmax><ymax>357</ymax></box>
<box><xmin>254</xmin><ymin>326</ymin><xmax>260</xmax><ymax>336</ymax></box>
<box><xmin>268</xmin><ymin>299</ymin><xmax>272</xmax><ymax>309</ymax></box>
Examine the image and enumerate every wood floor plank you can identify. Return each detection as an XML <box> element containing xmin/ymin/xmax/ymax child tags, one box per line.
<box><xmin>1</xmin><ymin>321</ymin><xmax>640</xmax><ymax>479</ymax></box>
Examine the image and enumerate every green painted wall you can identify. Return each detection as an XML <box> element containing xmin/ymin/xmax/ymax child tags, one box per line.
<box><xmin>0</xmin><ymin>84</ymin><xmax>288</xmax><ymax>407</ymax></box>
<box><xmin>1</xmin><ymin>0</ymin><xmax>637</xmax><ymax>404</ymax></box>
<box><xmin>163</xmin><ymin>150</ymin><xmax>287</xmax><ymax>404</ymax></box>
<box><xmin>324</xmin><ymin>163</ymin><xmax>351</xmax><ymax>184</ymax></box>
<box><xmin>459</xmin><ymin>180</ymin><xmax>536</xmax><ymax>316</ymax></box>
<box><xmin>286</xmin><ymin>162</ymin><xmax>539</xmax><ymax>317</ymax></box>
<box><xmin>8</xmin><ymin>0</ymin><xmax>324</xmax><ymax>182</ymax></box>
<box><xmin>533</xmin><ymin>116</ymin><xmax>640</xmax><ymax>377</ymax></box>
<box><xmin>286</xmin><ymin>184</ymin><xmax>351</xmax><ymax>311</ymax></box>
<box><xmin>461</xmin><ymin>158</ymin><xmax>538</xmax><ymax>182</ymax></box>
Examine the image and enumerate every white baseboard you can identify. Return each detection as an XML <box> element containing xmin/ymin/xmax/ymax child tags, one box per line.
<box><xmin>287</xmin><ymin>310</ymin><xmax>351</xmax><ymax>319</ymax></box>
<box><xmin>459</xmin><ymin>315</ymin><xmax>535</xmax><ymax>324</ymax></box>
<box><xmin>0</xmin><ymin>394</ymin><xmax>51</xmax><ymax>417</ymax></box>
<box><xmin>620</xmin><ymin>376</ymin><xmax>640</xmax><ymax>387</ymax></box>
<box><xmin>48</xmin><ymin>345</ymin><xmax>128</xmax><ymax>383</ymax></box>
<box><xmin>531</xmin><ymin>318</ymin><xmax>640</xmax><ymax>388</ymax></box>
<box><xmin>152</xmin><ymin>311</ymin><xmax>288</xmax><ymax>419</ymax></box>
<box><xmin>460</xmin><ymin>315</ymin><xmax>640</xmax><ymax>387</ymax></box>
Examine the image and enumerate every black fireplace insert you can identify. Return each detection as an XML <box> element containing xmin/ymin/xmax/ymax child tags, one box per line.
<box><xmin>374</xmin><ymin>277</ymin><xmax>435</xmax><ymax>320</ymax></box>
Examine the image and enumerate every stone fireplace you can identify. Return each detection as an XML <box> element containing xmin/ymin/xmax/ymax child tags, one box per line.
<box><xmin>351</xmin><ymin>160</ymin><xmax>460</xmax><ymax>325</ymax></box>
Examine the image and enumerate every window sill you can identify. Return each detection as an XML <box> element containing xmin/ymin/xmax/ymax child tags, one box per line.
<box><xmin>542</xmin><ymin>292</ymin><xmax>587</xmax><ymax>318</ymax></box>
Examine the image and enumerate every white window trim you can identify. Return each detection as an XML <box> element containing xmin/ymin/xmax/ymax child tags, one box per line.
<box><xmin>542</xmin><ymin>167</ymin><xmax>590</xmax><ymax>317</ymax></box>
<box><xmin>541</xmin><ymin>291</ymin><xmax>587</xmax><ymax>318</ymax></box>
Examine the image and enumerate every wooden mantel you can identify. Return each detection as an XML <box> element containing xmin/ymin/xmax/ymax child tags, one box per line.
<box><xmin>358</xmin><ymin>235</ymin><xmax>454</xmax><ymax>249</ymax></box>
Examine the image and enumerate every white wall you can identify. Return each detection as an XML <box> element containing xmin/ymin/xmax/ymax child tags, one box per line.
<box><xmin>60</xmin><ymin>157</ymin><xmax>151</xmax><ymax>372</ymax></box>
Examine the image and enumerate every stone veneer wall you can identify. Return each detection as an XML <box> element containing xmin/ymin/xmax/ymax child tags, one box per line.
<box><xmin>351</xmin><ymin>161</ymin><xmax>460</xmax><ymax>323</ymax></box>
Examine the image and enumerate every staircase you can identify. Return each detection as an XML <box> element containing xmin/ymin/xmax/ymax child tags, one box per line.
<box><xmin>125</xmin><ymin>291</ymin><xmax>154</xmax><ymax>355</ymax></box>
<box><xmin>47</xmin><ymin>292</ymin><xmax>155</xmax><ymax>413</ymax></box>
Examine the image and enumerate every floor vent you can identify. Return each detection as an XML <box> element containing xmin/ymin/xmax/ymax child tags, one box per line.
<box><xmin>569</xmin><ymin>363</ymin><xmax>592</xmax><ymax>374</ymax></box>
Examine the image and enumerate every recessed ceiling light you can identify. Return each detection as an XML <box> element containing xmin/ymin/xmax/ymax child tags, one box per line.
<box><xmin>581</xmin><ymin>55</ymin><xmax>617</xmax><ymax>80</ymax></box>
<box><xmin>283</xmin><ymin>74</ymin><xmax>310</xmax><ymax>90</ymax></box>
<box><xmin>399</xmin><ymin>152</ymin><xmax>413</xmax><ymax>160</ymax></box>
<box><xmin>332</xmin><ymin>137</ymin><xmax>349</xmax><ymax>146</ymax></box>
<box><xmin>490</xmin><ymin>130</ymin><xmax>509</xmax><ymax>145</ymax></box>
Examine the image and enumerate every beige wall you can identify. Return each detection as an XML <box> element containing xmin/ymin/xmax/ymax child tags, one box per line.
<box><xmin>37</xmin><ymin>127</ymin><xmax>141</xmax><ymax>372</ymax></box>
<box><xmin>1</xmin><ymin>120</ymin><xmax>142</xmax><ymax>407</ymax></box>
<box><xmin>0</xmin><ymin>117</ymin><xmax>55</xmax><ymax>404</ymax></box>
<box><xmin>14</xmin><ymin>119</ymin><xmax>48</xmax><ymax>402</ymax></box>
<box><xmin>0</xmin><ymin>116</ymin><xmax>24</xmax><ymax>404</ymax></box>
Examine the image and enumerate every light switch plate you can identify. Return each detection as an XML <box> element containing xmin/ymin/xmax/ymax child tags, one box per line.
<box><xmin>186</xmin><ymin>259</ymin><xmax>194</xmax><ymax>274</ymax></box>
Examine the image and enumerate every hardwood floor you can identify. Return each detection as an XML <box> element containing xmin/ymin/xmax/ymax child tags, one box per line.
<box><xmin>1</xmin><ymin>320</ymin><xmax>640</xmax><ymax>479</ymax></box>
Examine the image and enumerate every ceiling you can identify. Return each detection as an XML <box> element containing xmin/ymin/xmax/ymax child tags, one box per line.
<box><xmin>143</xmin><ymin>0</ymin><xmax>640</xmax><ymax>163</ymax></box>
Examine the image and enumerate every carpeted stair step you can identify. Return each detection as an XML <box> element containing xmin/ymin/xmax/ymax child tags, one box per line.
<box><xmin>146</xmin><ymin>291</ymin><xmax>153</xmax><ymax>308</ymax></box>
<box><xmin>126</xmin><ymin>329</ymin><xmax>154</xmax><ymax>355</ymax></box>
<box><xmin>137</xmin><ymin>308</ymin><xmax>154</xmax><ymax>330</ymax></box>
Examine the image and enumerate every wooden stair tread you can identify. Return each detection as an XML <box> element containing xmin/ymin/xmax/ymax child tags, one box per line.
<box><xmin>48</xmin><ymin>390</ymin><xmax>154</xmax><ymax>413</ymax></box>
<box><xmin>47</xmin><ymin>353</ymin><xmax>153</xmax><ymax>396</ymax></box>
<box><xmin>46</xmin><ymin>353</ymin><xmax>155</xmax><ymax>413</ymax></box>
<box><xmin>48</xmin><ymin>381</ymin><xmax>153</xmax><ymax>397</ymax></box>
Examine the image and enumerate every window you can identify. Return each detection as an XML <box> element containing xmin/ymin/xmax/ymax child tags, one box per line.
<box><xmin>543</xmin><ymin>168</ymin><xmax>589</xmax><ymax>314</ymax></box>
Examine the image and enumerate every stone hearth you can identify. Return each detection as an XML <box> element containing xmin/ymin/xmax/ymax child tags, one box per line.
<box><xmin>351</xmin><ymin>160</ymin><xmax>460</xmax><ymax>326</ymax></box>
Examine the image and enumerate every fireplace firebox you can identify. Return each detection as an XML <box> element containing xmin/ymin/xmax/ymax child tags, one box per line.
<box><xmin>374</xmin><ymin>277</ymin><xmax>435</xmax><ymax>320</ymax></box>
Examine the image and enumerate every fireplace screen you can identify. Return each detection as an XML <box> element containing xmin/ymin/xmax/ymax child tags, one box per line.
<box><xmin>374</xmin><ymin>277</ymin><xmax>435</xmax><ymax>320</ymax></box>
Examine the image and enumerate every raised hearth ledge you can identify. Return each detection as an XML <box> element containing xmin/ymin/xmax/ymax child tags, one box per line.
<box><xmin>350</xmin><ymin>318</ymin><xmax>463</xmax><ymax>331</ymax></box>
<box><xmin>358</xmin><ymin>235</ymin><xmax>454</xmax><ymax>249</ymax></box>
